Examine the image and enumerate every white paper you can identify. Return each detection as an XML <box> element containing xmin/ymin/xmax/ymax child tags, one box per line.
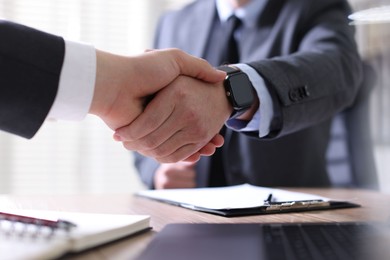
<box><xmin>349</xmin><ymin>6</ymin><xmax>390</xmax><ymax>24</ymax></box>
<box><xmin>137</xmin><ymin>184</ymin><xmax>329</xmax><ymax>210</ymax></box>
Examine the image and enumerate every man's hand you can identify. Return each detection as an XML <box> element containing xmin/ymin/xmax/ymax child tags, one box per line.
<box><xmin>154</xmin><ymin>162</ymin><xmax>197</xmax><ymax>189</ymax></box>
<box><xmin>89</xmin><ymin>48</ymin><xmax>226</xmax><ymax>130</ymax></box>
<box><xmin>88</xmin><ymin>48</ymin><xmax>226</xmax><ymax>161</ymax></box>
<box><xmin>115</xmin><ymin>75</ymin><xmax>233</xmax><ymax>163</ymax></box>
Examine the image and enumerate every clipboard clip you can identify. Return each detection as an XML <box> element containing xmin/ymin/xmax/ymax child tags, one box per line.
<box><xmin>264</xmin><ymin>199</ymin><xmax>330</xmax><ymax>212</ymax></box>
<box><xmin>263</xmin><ymin>193</ymin><xmax>330</xmax><ymax>212</ymax></box>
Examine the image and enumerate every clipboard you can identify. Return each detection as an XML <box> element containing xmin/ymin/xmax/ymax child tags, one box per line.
<box><xmin>136</xmin><ymin>184</ymin><xmax>360</xmax><ymax>217</ymax></box>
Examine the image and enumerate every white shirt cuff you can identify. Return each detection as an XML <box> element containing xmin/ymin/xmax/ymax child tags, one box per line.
<box><xmin>225</xmin><ymin>64</ymin><xmax>274</xmax><ymax>137</ymax></box>
<box><xmin>47</xmin><ymin>40</ymin><xmax>96</xmax><ymax>121</ymax></box>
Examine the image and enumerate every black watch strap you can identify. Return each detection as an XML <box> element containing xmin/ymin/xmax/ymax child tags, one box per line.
<box><xmin>217</xmin><ymin>65</ymin><xmax>240</xmax><ymax>74</ymax></box>
<box><xmin>217</xmin><ymin>65</ymin><xmax>253</xmax><ymax>119</ymax></box>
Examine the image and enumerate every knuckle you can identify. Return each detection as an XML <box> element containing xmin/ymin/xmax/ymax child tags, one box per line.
<box><xmin>190</xmin><ymin>124</ymin><xmax>208</xmax><ymax>141</ymax></box>
<box><xmin>156</xmin><ymin>152</ymin><xmax>179</xmax><ymax>164</ymax></box>
<box><xmin>122</xmin><ymin>141</ymin><xmax>136</xmax><ymax>151</ymax></box>
<box><xmin>143</xmin><ymin>136</ymin><xmax>159</xmax><ymax>150</ymax></box>
<box><xmin>120</xmin><ymin>129</ymin><xmax>137</xmax><ymax>142</ymax></box>
<box><xmin>149</xmin><ymin>147</ymin><xmax>169</xmax><ymax>160</ymax></box>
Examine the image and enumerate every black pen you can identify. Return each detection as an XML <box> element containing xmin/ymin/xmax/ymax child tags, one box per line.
<box><xmin>264</xmin><ymin>193</ymin><xmax>273</xmax><ymax>204</ymax></box>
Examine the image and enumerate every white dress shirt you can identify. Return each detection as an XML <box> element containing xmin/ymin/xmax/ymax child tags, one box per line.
<box><xmin>47</xmin><ymin>40</ymin><xmax>96</xmax><ymax>121</ymax></box>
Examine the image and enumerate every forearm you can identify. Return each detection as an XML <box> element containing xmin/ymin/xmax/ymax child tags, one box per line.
<box><xmin>247</xmin><ymin>1</ymin><xmax>362</xmax><ymax>137</ymax></box>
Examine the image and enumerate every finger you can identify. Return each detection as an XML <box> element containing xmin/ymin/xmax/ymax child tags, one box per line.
<box><xmin>173</xmin><ymin>49</ymin><xmax>226</xmax><ymax>83</ymax></box>
<box><xmin>134</xmin><ymin>124</ymin><xmax>210</xmax><ymax>161</ymax></box>
<box><xmin>182</xmin><ymin>153</ymin><xmax>201</xmax><ymax>163</ymax></box>
<box><xmin>114</xmin><ymin>92</ymin><xmax>176</xmax><ymax>142</ymax></box>
<box><xmin>157</xmin><ymin>178</ymin><xmax>196</xmax><ymax>189</ymax></box>
<box><xmin>121</xmin><ymin>87</ymin><xmax>208</xmax><ymax>154</ymax></box>
<box><xmin>153</xmin><ymin>141</ymin><xmax>212</xmax><ymax>163</ymax></box>
<box><xmin>180</xmin><ymin>161</ymin><xmax>197</xmax><ymax>168</ymax></box>
<box><xmin>134</xmin><ymin>121</ymin><xmax>222</xmax><ymax>162</ymax></box>
<box><xmin>197</xmin><ymin>143</ymin><xmax>218</xmax><ymax>156</ymax></box>
<box><xmin>163</xmin><ymin>170</ymin><xmax>196</xmax><ymax>188</ymax></box>
<box><xmin>165</xmin><ymin>168</ymin><xmax>196</xmax><ymax>180</ymax></box>
<box><xmin>182</xmin><ymin>137</ymin><xmax>224</xmax><ymax>162</ymax></box>
<box><xmin>209</xmin><ymin>134</ymin><xmax>224</xmax><ymax>147</ymax></box>
<box><xmin>120</xmin><ymin>124</ymin><xmax>182</xmax><ymax>155</ymax></box>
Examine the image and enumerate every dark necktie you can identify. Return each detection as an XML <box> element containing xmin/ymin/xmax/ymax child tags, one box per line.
<box><xmin>220</xmin><ymin>15</ymin><xmax>242</xmax><ymax>65</ymax></box>
<box><xmin>206</xmin><ymin>15</ymin><xmax>242</xmax><ymax>67</ymax></box>
<box><xmin>208</xmin><ymin>14</ymin><xmax>242</xmax><ymax>187</ymax></box>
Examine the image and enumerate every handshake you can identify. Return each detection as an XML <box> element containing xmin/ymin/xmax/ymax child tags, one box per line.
<box><xmin>90</xmin><ymin>48</ymin><xmax>233</xmax><ymax>163</ymax></box>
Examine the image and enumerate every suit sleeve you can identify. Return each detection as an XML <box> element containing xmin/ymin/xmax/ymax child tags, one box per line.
<box><xmin>133</xmin><ymin>152</ymin><xmax>160</xmax><ymax>189</ymax></box>
<box><xmin>247</xmin><ymin>0</ymin><xmax>362</xmax><ymax>138</ymax></box>
<box><xmin>0</xmin><ymin>20</ymin><xmax>65</xmax><ymax>138</ymax></box>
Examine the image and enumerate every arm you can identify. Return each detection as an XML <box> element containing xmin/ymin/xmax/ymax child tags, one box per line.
<box><xmin>90</xmin><ymin>48</ymin><xmax>226</xmax><ymax>131</ymax></box>
<box><xmin>114</xmin><ymin>0</ymin><xmax>362</xmax><ymax>161</ymax></box>
<box><xmin>0</xmin><ymin>20</ymin><xmax>64</xmax><ymax>138</ymax></box>
<box><xmin>0</xmin><ymin>20</ymin><xmax>226</xmax><ymax>160</ymax></box>
<box><xmin>247</xmin><ymin>0</ymin><xmax>362</xmax><ymax>137</ymax></box>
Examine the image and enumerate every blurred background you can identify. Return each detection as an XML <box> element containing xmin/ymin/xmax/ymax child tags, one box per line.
<box><xmin>0</xmin><ymin>0</ymin><xmax>389</xmax><ymax>195</ymax></box>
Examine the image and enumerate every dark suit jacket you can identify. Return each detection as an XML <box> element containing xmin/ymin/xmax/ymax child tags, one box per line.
<box><xmin>135</xmin><ymin>0</ymin><xmax>362</xmax><ymax>188</ymax></box>
<box><xmin>0</xmin><ymin>21</ymin><xmax>64</xmax><ymax>138</ymax></box>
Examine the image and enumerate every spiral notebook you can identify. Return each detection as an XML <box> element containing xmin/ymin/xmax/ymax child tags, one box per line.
<box><xmin>0</xmin><ymin>209</ymin><xmax>150</xmax><ymax>260</ymax></box>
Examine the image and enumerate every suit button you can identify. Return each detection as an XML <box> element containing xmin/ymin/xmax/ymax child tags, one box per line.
<box><xmin>289</xmin><ymin>86</ymin><xmax>310</xmax><ymax>102</ymax></box>
<box><xmin>289</xmin><ymin>90</ymin><xmax>299</xmax><ymax>101</ymax></box>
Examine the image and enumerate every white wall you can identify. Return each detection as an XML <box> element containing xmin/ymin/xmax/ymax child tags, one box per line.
<box><xmin>350</xmin><ymin>0</ymin><xmax>390</xmax><ymax>193</ymax></box>
<box><xmin>0</xmin><ymin>0</ymin><xmax>192</xmax><ymax>194</ymax></box>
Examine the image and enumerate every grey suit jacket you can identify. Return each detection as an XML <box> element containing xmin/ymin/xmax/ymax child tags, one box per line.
<box><xmin>0</xmin><ymin>21</ymin><xmax>64</xmax><ymax>138</ymax></box>
<box><xmin>135</xmin><ymin>0</ymin><xmax>362</xmax><ymax>188</ymax></box>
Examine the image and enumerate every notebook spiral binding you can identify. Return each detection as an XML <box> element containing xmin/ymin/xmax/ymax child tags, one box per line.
<box><xmin>0</xmin><ymin>211</ymin><xmax>76</xmax><ymax>238</ymax></box>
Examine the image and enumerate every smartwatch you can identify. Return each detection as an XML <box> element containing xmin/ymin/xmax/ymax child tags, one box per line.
<box><xmin>217</xmin><ymin>65</ymin><xmax>255</xmax><ymax>118</ymax></box>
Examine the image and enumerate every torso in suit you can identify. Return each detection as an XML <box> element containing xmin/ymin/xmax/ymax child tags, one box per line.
<box><xmin>0</xmin><ymin>21</ymin><xmax>64</xmax><ymax>138</ymax></box>
<box><xmin>134</xmin><ymin>0</ymin><xmax>362</xmax><ymax>188</ymax></box>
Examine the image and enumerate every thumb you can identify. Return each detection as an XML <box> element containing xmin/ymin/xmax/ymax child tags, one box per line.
<box><xmin>173</xmin><ymin>49</ymin><xmax>226</xmax><ymax>83</ymax></box>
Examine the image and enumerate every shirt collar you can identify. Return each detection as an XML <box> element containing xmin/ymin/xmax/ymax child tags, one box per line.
<box><xmin>215</xmin><ymin>0</ymin><xmax>266</xmax><ymax>28</ymax></box>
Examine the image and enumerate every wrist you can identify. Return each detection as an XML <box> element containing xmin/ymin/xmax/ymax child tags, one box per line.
<box><xmin>236</xmin><ymin>96</ymin><xmax>259</xmax><ymax>121</ymax></box>
<box><xmin>90</xmin><ymin>50</ymin><xmax>127</xmax><ymax>118</ymax></box>
<box><xmin>89</xmin><ymin>50</ymin><xmax>139</xmax><ymax>130</ymax></box>
<box><xmin>216</xmin><ymin>81</ymin><xmax>234</xmax><ymax>120</ymax></box>
<box><xmin>217</xmin><ymin>65</ymin><xmax>255</xmax><ymax>119</ymax></box>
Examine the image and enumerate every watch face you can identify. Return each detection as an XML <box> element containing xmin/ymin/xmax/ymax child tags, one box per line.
<box><xmin>229</xmin><ymin>73</ymin><xmax>254</xmax><ymax>108</ymax></box>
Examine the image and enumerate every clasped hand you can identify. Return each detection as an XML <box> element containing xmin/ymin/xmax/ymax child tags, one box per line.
<box><xmin>90</xmin><ymin>48</ymin><xmax>232</xmax><ymax>163</ymax></box>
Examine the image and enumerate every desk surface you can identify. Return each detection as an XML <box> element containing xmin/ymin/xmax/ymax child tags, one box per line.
<box><xmin>2</xmin><ymin>188</ymin><xmax>390</xmax><ymax>259</ymax></box>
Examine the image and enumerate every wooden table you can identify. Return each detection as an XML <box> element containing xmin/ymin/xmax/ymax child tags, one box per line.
<box><xmin>2</xmin><ymin>188</ymin><xmax>390</xmax><ymax>259</ymax></box>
